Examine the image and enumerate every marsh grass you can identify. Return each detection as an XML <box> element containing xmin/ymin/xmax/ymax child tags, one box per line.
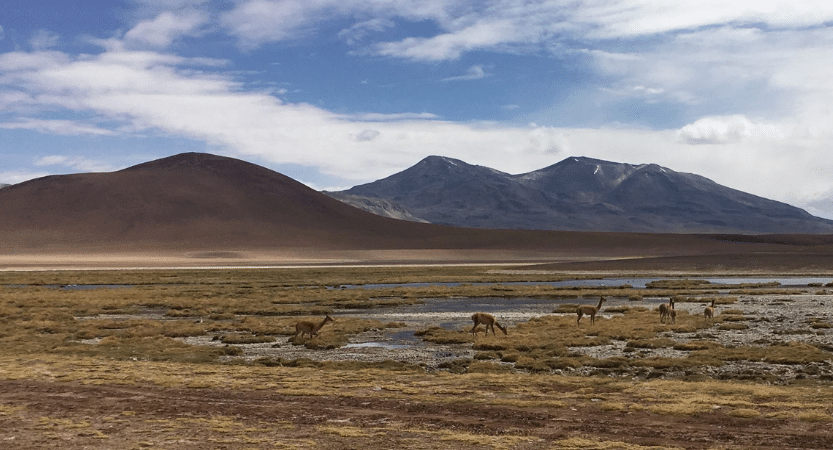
<box><xmin>415</xmin><ymin>306</ymin><xmax>819</xmax><ymax>373</ymax></box>
<box><xmin>1</xmin><ymin>267</ymin><xmax>831</xmax><ymax>391</ymax></box>
<box><xmin>797</xmin><ymin>411</ymin><xmax>833</xmax><ymax>422</ymax></box>
<box><xmin>413</xmin><ymin>298</ymin><xmax>832</xmax><ymax>374</ymax></box>
<box><xmin>219</xmin><ymin>333</ymin><xmax>276</xmax><ymax>344</ymax></box>
<box><xmin>554</xmin><ymin>437</ymin><xmax>686</xmax><ymax>449</ymax></box>
<box><xmin>94</xmin><ymin>335</ymin><xmax>242</xmax><ymax>362</ymax></box>
<box><xmin>728</xmin><ymin>408</ymin><xmax>762</xmax><ymax>418</ymax></box>
<box><xmin>318</xmin><ymin>425</ymin><xmax>385</xmax><ymax>437</ymax></box>
<box><xmin>704</xmin><ymin>341</ymin><xmax>832</xmax><ymax>364</ymax></box>
<box><xmin>3</xmin><ymin>350</ymin><xmax>832</xmax><ymax>445</ymax></box>
<box><xmin>809</xmin><ymin>318</ymin><xmax>832</xmax><ymax>329</ymax></box>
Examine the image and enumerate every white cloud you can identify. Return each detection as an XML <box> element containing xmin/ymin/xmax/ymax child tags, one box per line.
<box><xmin>0</xmin><ymin>170</ymin><xmax>50</xmax><ymax>185</ymax></box>
<box><xmin>353</xmin><ymin>129</ymin><xmax>380</xmax><ymax>142</ymax></box>
<box><xmin>30</xmin><ymin>30</ymin><xmax>60</xmax><ymax>51</ymax></box>
<box><xmin>443</xmin><ymin>65</ymin><xmax>487</xmax><ymax>82</ymax></box>
<box><xmin>349</xmin><ymin>1</ymin><xmax>833</xmax><ymax>61</ymax></box>
<box><xmin>344</xmin><ymin>112</ymin><xmax>440</xmax><ymax>121</ymax></box>
<box><xmin>574</xmin><ymin>1</ymin><xmax>833</xmax><ymax>39</ymax></box>
<box><xmin>338</xmin><ymin>18</ymin><xmax>394</xmax><ymax>45</ymax></box>
<box><xmin>220</xmin><ymin>0</ymin><xmax>334</xmax><ymax>47</ymax></box>
<box><xmin>0</xmin><ymin>50</ymin><xmax>71</xmax><ymax>72</ymax></box>
<box><xmin>35</xmin><ymin>155</ymin><xmax>115</xmax><ymax>172</ymax></box>
<box><xmin>123</xmin><ymin>10</ymin><xmax>209</xmax><ymax>48</ymax></box>
<box><xmin>678</xmin><ymin>115</ymin><xmax>757</xmax><ymax>145</ymax></box>
<box><xmin>220</xmin><ymin>0</ymin><xmax>464</xmax><ymax>49</ymax></box>
<box><xmin>0</xmin><ymin>118</ymin><xmax>117</xmax><ymax>136</ymax></box>
<box><xmin>369</xmin><ymin>18</ymin><xmax>539</xmax><ymax>61</ymax></box>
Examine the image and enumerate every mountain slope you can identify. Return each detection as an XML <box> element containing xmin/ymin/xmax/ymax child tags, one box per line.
<box><xmin>340</xmin><ymin>156</ymin><xmax>833</xmax><ymax>234</ymax></box>
<box><xmin>323</xmin><ymin>191</ymin><xmax>428</xmax><ymax>223</ymax></box>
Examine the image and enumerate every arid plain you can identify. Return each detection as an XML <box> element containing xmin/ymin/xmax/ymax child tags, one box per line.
<box><xmin>2</xmin><ymin>249</ymin><xmax>833</xmax><ymax>449</ymax></box>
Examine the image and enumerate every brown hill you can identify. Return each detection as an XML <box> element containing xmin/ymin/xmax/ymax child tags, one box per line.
<box><xmin>0</xmin><ymin>152</ymin><xmax>446</xmax><ymax>251</ymax></box>
<box><xmin>2</xmin><ymin>152</ymin><xmax>833</xmax><ymax>269</ymax></box>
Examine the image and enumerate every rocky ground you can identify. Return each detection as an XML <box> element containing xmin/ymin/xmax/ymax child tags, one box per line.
<box><xmin>179</xmin><ymin>288</ymin><xmax>833</xmax><ymax>383</ymax></box>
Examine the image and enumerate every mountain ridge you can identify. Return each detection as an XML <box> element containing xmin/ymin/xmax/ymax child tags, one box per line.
<box><xmin>4</xmin><ymin>151</ymin><xmax>833</xmax><ymax>267</ymax></box>
<box><xmin>338</xmin><ymin>155</ymin><xmax>833</xmax><ymax>234</ymax></box>
<box><xmin>0</xmin><ymin>152</ymin><xmax>716</xmax><ymax>255</ymax></box>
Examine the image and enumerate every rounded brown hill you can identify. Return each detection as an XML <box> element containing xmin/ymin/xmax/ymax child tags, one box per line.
<box><xmin>2</xmin><ymin>152</ymin><xmax>832</xmax><ymax>262</ymax></box>
<box><xmin>0</xmin><ymin>153</ymin><xmax>444</xmax><ymax>250</ymax></box>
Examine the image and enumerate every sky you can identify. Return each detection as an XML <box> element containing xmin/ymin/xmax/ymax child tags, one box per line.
<box><xmin>3</xmin><ymin>1</ymin><xmax>833</xmax><ymax>218</ymax></box>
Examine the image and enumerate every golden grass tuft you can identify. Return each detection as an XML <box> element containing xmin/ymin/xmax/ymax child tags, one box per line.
<box><xmin>219</xmin><ymin>333</ymin><xmax>276</xmax><ymax>344</ymax></box>
<box><xmin>645</xmin><ymin>402</ymin><xmax>714</xmax><ymax>416</ymax></box>
<box><xmin>797</xmin><ymin>411</ymin><xmax>832</xmax><ymax>422</ymax></box>
<box><xmin>317</xmin><ymin>425</ymin><xmax>385</xmax><ymax>437</ymax></box>
<box><xmin>727</xmin><ymin>408</ymin><xmax>761</xmax><ymax>418</ymax></box>
<box><xmin>554</xmin><ymin>436</ymin><xmax>685</xmax><ymax>449</ymax></box>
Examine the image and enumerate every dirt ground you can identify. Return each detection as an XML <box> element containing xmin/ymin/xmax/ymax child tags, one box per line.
<box><xmin>1</xmin><ymin>377</ymin><xmax>830</xmax><ymax>450</ymax></box>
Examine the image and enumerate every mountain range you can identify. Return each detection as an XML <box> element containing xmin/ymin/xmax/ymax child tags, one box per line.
<box><xmin>0</xmin><ymin>152</ymin><xmax>707</xmax><ymax>256</ymax></box>
<box><xmin>4</xmin><ymin>151</ymin><xmax>833</xmax><ymax>271</ymax></box>
<box><xmin>332</xmin><ymin>156</ymin><xmax>833</xmax><ymax>234</ymax></box>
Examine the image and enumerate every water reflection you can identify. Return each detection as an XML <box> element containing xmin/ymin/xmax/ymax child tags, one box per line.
<box><xmin>332</xmin><ymin>277</ymin><xmax>833</xmax><ymax>290</ymax></box>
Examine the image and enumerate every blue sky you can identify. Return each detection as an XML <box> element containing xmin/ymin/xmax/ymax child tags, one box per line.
<box><xmin>3</xmin><ymin>0</ymin><xmax>833</xmax><ymax>218</ymax></box>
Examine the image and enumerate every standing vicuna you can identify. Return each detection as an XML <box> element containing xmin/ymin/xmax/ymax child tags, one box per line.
<box><xmin>294</xmin><ymin>315</ymin><xmax>334</xmax><ymax>339</ymax></box>
<box><xmin>576</xmin><ymin>297</ymin><xmax>606</xmax><ymax>326</ymax></box>
<box><xmin>704</xmin><ymin>299</ymin><xmax>716</xmax><ymax>323</ymax></box>
<box><xmin>470</xmin><ymin>312</ymin><xmax>507</xmax><ymax>336</ymax></box>
<box><xmin>659</xmin><ymin>298</ymin><xmax>675</xmax><ymax>324</ymax></box>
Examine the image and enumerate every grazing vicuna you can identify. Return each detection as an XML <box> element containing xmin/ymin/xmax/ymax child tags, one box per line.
<box><xmin>576</xmin><ymin>297</ymin><xmax>606</xmax><ymax>326</ymax></box>
<box><xmin>470</xmin><ymin>312</ymin><xmax>507</xmax><ymax>336</ymax></box>
<box><xmin>294</xmin><ymin>315</ymin><xmax>334</xmax><ymax>339</ymax></box>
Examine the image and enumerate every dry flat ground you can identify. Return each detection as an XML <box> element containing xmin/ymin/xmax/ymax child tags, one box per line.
<box><xmin>1</xmin><ymin>252</ymin><xmax>832</xmax><ymax>449</ymax></box>
<box><xmin>2</xmin><ymin>368</ymin><xmax>831</xmax><ymax>450</ymax></box>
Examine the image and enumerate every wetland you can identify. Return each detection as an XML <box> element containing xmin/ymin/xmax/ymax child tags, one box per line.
<box><xmin>1</xmin><ymin>266</ymin><xmax>832</xmax><ymax>449</ymax></box>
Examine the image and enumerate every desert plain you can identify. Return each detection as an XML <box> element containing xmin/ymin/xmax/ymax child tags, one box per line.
<box><xmin>0</xmin><ymin>247</ymin><xmax>832</xmax><ymax>450</ymax></box>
